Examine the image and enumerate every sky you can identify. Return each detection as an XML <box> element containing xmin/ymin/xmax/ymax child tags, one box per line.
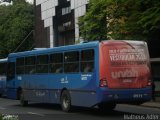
<box><xmin>26</xmin><ymin>0</ymin><xmax>33</xmax><ymax>4</ymax></box>
<box><xmin>0</xmin><ymin>0</ymin><xmax>33</xmax><ymax>5</ymax></box>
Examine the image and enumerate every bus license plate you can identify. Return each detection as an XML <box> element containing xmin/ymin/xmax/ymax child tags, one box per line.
<box><xmin>133</xmin><ymin>94</ymin><xmax>143</xmax><ymax>98</ymax></box>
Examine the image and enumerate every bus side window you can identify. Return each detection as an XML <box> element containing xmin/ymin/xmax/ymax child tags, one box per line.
<box><xmin>64</xmin><ymin>51</ymin><xmax>79</xmax><ymax>73</ymax></box>
<box><xmin>7</xmin><ymin>62</ymin><xmax>15</xmax><ymax>81</ymax></box>
<box><xmin>50</xmin><ymin>53</ymin><xmax>63</xmax><ymax>73</ymax></box>
<box><xmin>16</xmin><ymin>57</ymin><xmax>25</xmax><ymax>75</ymax></box>
<box><xmin>36</xmin><ymin>55</ymin><xmax>49</xmax><ymax>73</ymax></box>
<box><xmin>81</xmin><ymin>49</ymin><xmax>94</xmax><ymax>73</ymax></box>
<box><xmin>25</xmin><ymin>56</ymin><xmax>36</xmax><ymax>74</ymax></box>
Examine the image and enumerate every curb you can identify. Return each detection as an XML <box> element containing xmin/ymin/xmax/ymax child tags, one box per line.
<box><xmin>141</xmin><ymin>102</ymin><xmax>160</xmax><ymax>109</ymax></box>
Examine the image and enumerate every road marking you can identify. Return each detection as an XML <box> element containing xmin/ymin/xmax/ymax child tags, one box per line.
<box><xmin>27</xmin><ymin>112</ymin><xmax>45</xmax><ymax>117</ymax></box>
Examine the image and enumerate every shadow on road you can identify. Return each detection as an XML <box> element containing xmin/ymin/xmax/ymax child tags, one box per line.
<box><xmin>2</xmin><ymin>98</ymin><xmax>158</xmax><ymax>120</ymax></box>
<box><xmin>15</xmin><ymin>103</ymin><xmax>136</xmax><ymax>117</ymax></box>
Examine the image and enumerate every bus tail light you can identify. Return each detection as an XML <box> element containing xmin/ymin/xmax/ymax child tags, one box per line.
<box><xmin>100</xmin><ymin>79</ymin><xmax>108</xmax><ymax>87</ymax></box>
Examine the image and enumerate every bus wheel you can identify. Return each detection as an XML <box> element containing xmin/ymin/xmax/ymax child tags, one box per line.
<box><xmin>20</xmin><ymin>91</ymin><xmax>28</xmax><ymax>107</ymax></box>
<box><xmin>60</xmin><ymin>90</ymin><xmax>72</xmax><ymax>112</ymax></box>
<box><xmin>98</xmin><ymin>103</ymin><xmax>116</xmax><ymax>111</ymax></box>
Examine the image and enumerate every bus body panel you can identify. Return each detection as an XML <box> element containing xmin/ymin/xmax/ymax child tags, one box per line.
<box><xmin>20</xmin><ymin>47</ymin><xmax>98</xmax><ymax>107</ymax></box>
<box><xmin>0</xmin><ymin>76</ymin><xmax>6</xmax><ymax>95</ymax></box>
<box><xmin>7</xmin><ymin>79</ymin><xmax>22</xmax><ymax>99</ymax></box>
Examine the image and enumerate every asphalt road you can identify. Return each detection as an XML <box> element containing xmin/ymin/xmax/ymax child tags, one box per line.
<box><xmin>0</xmin><ymin>98</ymin><xmax>160</xmax><ymax>120</ymax></box>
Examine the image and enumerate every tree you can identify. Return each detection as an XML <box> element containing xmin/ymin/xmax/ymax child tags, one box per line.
<box><xmin>79</xmin><ymin>0</ymin><xmax>109</xmax><ymax>41</ymax></box>
<box><xmin>79</xmin><ymin>0</ymin><xmax>160</xmax><ymax>42</ymax></box>
<box><xmin>0</xmin><ymin>0</ymin><xmax>34</xmax><ymax>58</ymax></box>
<box><xmin>112</xmin><ymin>0</ymin><xmax>160</xmax><ymax>40</ymax></box>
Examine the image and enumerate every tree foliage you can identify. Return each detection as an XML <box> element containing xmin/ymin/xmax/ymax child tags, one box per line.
<box><xmin>79</xmin><ymin>0</ymin><xmax>160</xmax><ymax>41</ymax></box>
<box><xmin>0</xmin><ymin>0</ymin><xmax>34</xmax><ymax>58</ymax></box>
<box><xmin>79</xmin><ymin>0</ymin><xmax>109</xmax><ymax>41</ymax></box>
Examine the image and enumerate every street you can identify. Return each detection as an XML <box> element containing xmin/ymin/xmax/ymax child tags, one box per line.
<box><xmin>0</xmin><ymin>98</ymin><xmax>160</xmax><ymax>120</ymax></box>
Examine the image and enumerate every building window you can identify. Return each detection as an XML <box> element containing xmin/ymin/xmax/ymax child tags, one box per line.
<box><xmin>63</xmin><ymin>21</ymin><xmax>71</xmax><ymax>27</ymax></box>
<box><xmin>62</xmin><ymin>6</ymin><xmax>71</xmax><ymax>15</ymax></box>
<box><xmin>64</xmin><ymin>51</ymin><xmax>79</xmax><ymax>73</ymax></box>
<box><xmin>81</xmin><ymin>49</ymin><xmax>94</xmax><ymax>73</ymax></box>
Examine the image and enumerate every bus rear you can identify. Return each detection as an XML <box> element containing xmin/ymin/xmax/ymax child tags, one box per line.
<box><xmin>99</xmin><ymin>40</ymin><xmax>152</xmax><ymax>105</ymax></box>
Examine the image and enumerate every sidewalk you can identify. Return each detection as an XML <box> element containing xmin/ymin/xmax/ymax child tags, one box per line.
<box><xmin>141</xmin><ymin>101</ymin><xmax>160</xmax><ymax>109</ymax></box>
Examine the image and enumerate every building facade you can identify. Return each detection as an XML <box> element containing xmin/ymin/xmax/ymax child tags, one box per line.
<box><xmin>34</xmin><ymin>0</ymin><xmax>89</xmax><ymax>48</ymax></box>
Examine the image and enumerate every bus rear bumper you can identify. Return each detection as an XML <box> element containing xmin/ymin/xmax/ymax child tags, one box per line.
<box><xmin>97</xmin><ymin>87</ymin><xmax>152</xmax><ymax>104</ymax></box>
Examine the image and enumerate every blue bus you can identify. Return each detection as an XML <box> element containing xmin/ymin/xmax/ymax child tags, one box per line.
<box><xmin>0</xmin><ymin>58</ymin><xmax>7</xmax><ymax>97</ymax></box>
<box><xmin>7</xmin><ymin>40</ymin><xmax>152</xmax><ymax>111</ymax></box>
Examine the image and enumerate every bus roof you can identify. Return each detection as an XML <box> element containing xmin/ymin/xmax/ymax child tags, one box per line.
<box><xmin>8</xmin><ymin>40</ymin><xmax>147</xmax><ymax>58</ymax></box>
<box><xmin>101</xmin><ymin>40</ymin><xmax>146</xmax><ymax>45</ymax></box>
<box><xmin>0</xmin><ymin>58</ymin><xmax>8</xmax><ymax>63</ymax></box>
<box><xmin>8</xmin><ymin>41</ymin><xmax>99</xmax><ymax>58</ymax></box>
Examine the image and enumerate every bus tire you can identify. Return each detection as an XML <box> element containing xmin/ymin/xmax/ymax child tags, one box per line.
<box><xmin>20</xmin><ymin>90</ymin><xmax>28</xmax><ymax>107</ymax></box>
<box><xmin>60</xmin><ymin>90</ymin><xmax>72</xmax><ymax>112</ymax></box>
<box><xmin>98</xmin><ymin>102</ymin><xmax>116</xmax><ymax>111</ymax></box>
